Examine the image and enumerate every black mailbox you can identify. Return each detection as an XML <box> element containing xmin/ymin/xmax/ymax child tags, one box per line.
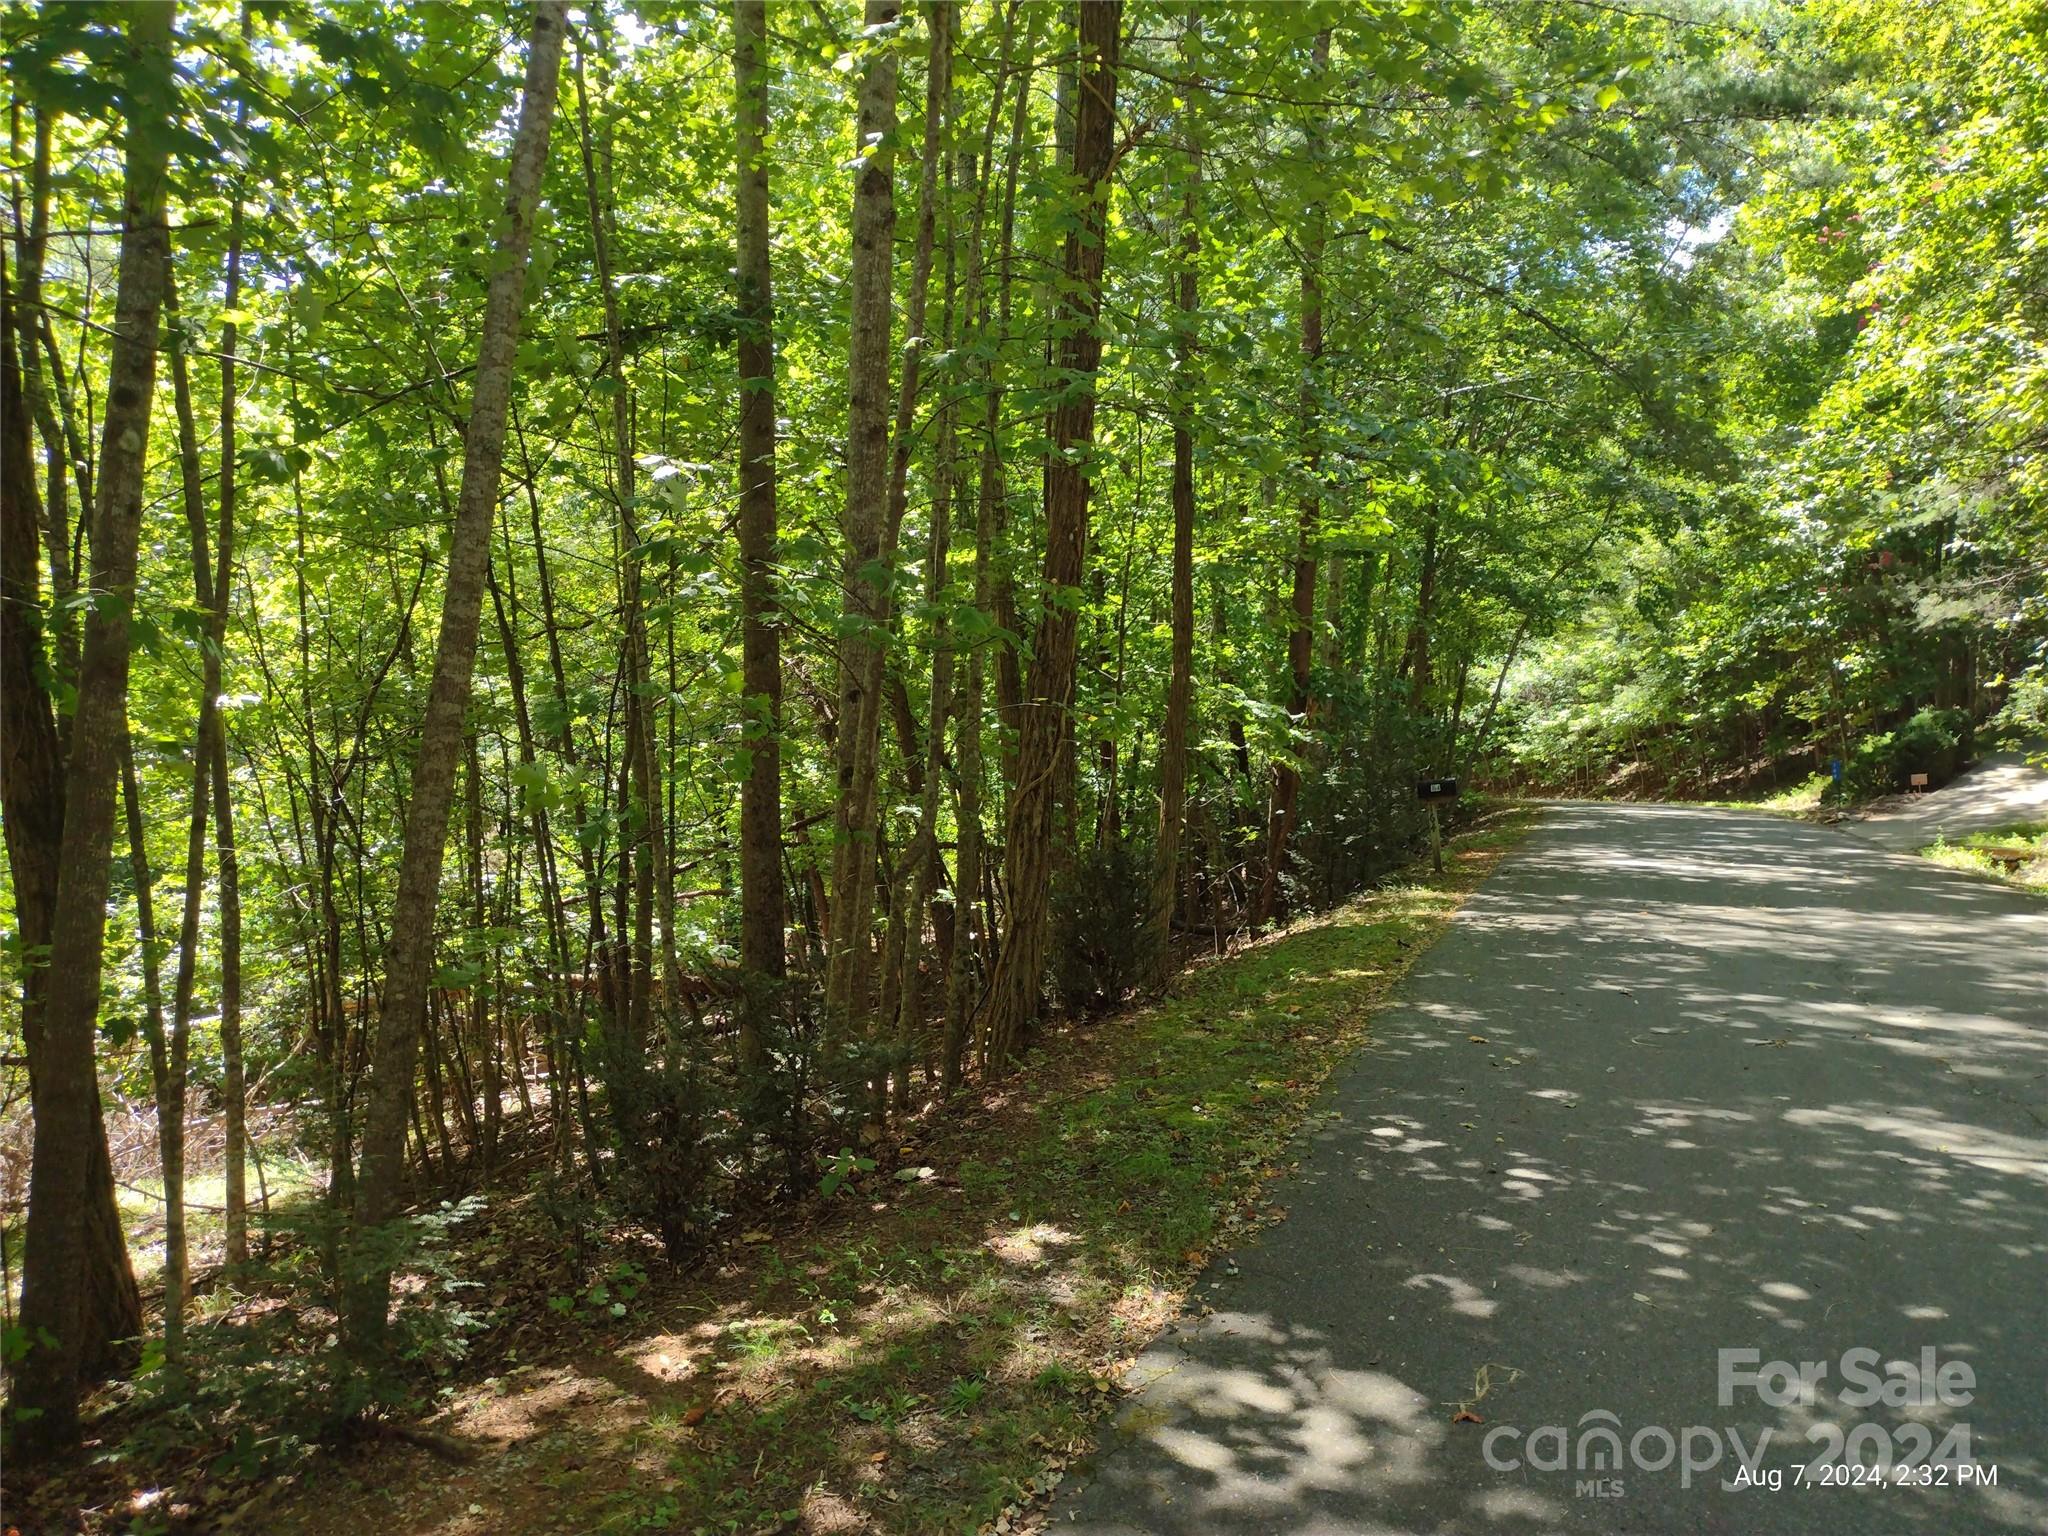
<box><xmin>1417</xmin><ymin>776</ymin><xmax>1458</xmax><ymax>802</ymax></box>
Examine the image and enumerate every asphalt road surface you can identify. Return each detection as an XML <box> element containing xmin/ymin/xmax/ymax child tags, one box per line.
<box><xmin>1844</xmin><ymin>750</ymin><xmax>2048</xmax><ymax>853</ymax></box>
<box><xmin>1053</xmin><ymin>804</ymin><xmax>2048</xmax><ymax>1535</ymax></box>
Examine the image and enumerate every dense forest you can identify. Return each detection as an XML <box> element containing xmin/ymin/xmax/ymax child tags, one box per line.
<box><xmin>1</xmin><ymin>0</ymin><xmax>2043</xmax><ymax>1526</ymax></box>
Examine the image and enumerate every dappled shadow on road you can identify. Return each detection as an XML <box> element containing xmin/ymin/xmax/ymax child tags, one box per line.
<box><xmin>1059</xmin><ymin>804</ymin><xmax>2048</xmax><ymax>1535</ymax></box>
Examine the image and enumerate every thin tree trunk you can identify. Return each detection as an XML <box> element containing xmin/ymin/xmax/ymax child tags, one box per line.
<box><xmin>987</xmin><ymin>7</ymin><xmax>1040</xmax><ymax>795</ymax></box>
<box><xmin>151</xmin><ymin>265</ymin><xmax>230</xmax><ymax>1365</ymax></box>
<box><xmin>216</xmin><ymin>109</ymin><xmax>250</xmax><ymax>1265</ymax></box>
<box><xmin>1320</xmin><ymin>548</ymin><xmax>1346</xmax><ymax>674</ymax></box>
<box><xmin>733</xmin><ymin>0</ymin><xmax>786</xmax><ymax>1062</ymax></box>
<box><xmin>575</xmin><ymin>45</ymin><xmax>670</xmax><ymax>1051</ymax></box>
<box><xmin>1447</xmin><ymin>653</ymin><xmax>1471</xmax><ymax>761</ymax></box>
<box><xmin>894</xmin><ymin>8</ymin><xmax>959</xmax><ymax>1099</ymax></box>
<box><xmin>484</xmin><ymin>553</ymin><xmax>579</xmax><ymax>1155</ymax></box>
<box><xmin>1471</xmin><ymin>614</ymin><xmax>1529</xmax><ymax>761</ymax></box>
<box><xmin>823</xmin><ymin>0</ymin><xmax>905</xmax><ymax>1042</ymax></box>
<box><xmin>465</xmin><ymin>736</ymin><xmax>500</xmax><ymax>1167</ymax></box>
<box><xmin>15</xmin><ymin>112</ymin><xmax>80</xmax><ymax>683</ymax></box>
<box><xmin>1403</xmin><ymin>517</ymin><xmax>1439</xmax><ymax>705</ymax></box>
<box><xmin>12</xmin><ymin>0</ymin><xmax>175</xmax><ymax>1453</ymax></box>
<box><xmin>1149</xmin><ymin>12</ymin><xmax>1201</xmax><ymax>984</ymax></box>
<box><xmin>346</xmin><ymin>2</ymin><xmax>567</xmax><ymax>1350</ymax></box>
<box><xmin>980</xmin><ymin>0</ymin><xmax>1121</xmax><ymax>1069</ymax></box>
<box><xmin>942</xmin><ymin>1</ymin><xmax>1029</xmax><ymax>1088</ymax></box>
<box><xmin>1255</xmin><ymin>26</ymin><xmax>1330</xmax><ymax>931</ymax></box>
<box><xmin>120</xmin><ymin>739</ymin><xmax>190</xmax><ymax>1373</ymax></box>
<box><xmin>511</xmin><ymin>415</ymin><xmax>618</xmax><ymax>1068</ymax></box>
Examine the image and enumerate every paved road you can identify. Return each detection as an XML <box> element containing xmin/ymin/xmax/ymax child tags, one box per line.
<box><xmin>1054</xmin><ymin>804</ymin><xmax>2048</xmax><ymax>1535</ymax></box>
<box><xmin>1845</xmin><ymin>750</ymin><xmax>2048</xmax><ymax>853</ymax></box>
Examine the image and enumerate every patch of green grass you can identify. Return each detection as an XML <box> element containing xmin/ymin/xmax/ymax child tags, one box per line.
<box><xmin>1694</xmin><ymin>773</ymin><xmax>1832</xmax><ymax>816</ymax></box>
<box><xmin>1922</xmin><ymin>822</ymin><xmax>2048</xmax><ymax>891</ymax></box>
<box><xmin>1946</xmin><ymin>819</ymin><xmax>2046</xmax><ymax>847</ymax></box>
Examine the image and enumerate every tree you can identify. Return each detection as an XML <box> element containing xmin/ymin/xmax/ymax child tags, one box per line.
<box><xmin>1255</xmin><ymin>25</ymin><xmax>1331</xmax><ymax>929</ymax></box>
<box><xmin>346</xmin><ymin>0</ymin><xmax>570</xmax><ymax>1349</ymax></box>
<box><xmin>733</xmin><ymin>0</ymin><xmax>786</xmax><ymax>1049</ymax></box>
<box><xmin>10</xmin><ymin>0</ymin><xmax>174</xmax><ymax>1454</ymax></box>
<box><xmin>1150</xmin><ymin>10</ymin><xmax>1202</xmax><ymax>983</ymax></box>
<box><xmin>5</xmin><ymin>0</ymin><xmax>1989</xmax><ymax>1500</ymax></box>
<box><xmin>2</xmin><ymin>241</ymin><xmax>145</xmax><ymax>1426</ymax></box>
<box><xmin>823</xmin><ymin>0</ymin><xmax>904</xmax><ymax>1041</ymax></box>
<box><xmin>980</xmin><ymin>0</ymin><xmax>1122</xmax><ymax>1067</ymax></box>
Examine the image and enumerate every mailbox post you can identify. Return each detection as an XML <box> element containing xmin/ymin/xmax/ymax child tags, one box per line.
<box><xmin>1417</xmin><ymin>776</ymin><xmax>1458</xmax><ymax>874</ymax></box>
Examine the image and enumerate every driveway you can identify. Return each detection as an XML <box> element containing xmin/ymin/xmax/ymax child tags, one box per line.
<box><xmin>1844</xmin><ymin>749</ymin><xmax>2048</xmax><ymax>853</ymax></box>
<box><xmin>1054</xmin><ymin>804</ymin><xmax>2048</xmax><ymax>1534</ymax></box>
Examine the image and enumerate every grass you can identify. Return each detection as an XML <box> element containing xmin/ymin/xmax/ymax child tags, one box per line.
<box><xmin>43</xmin><ymin>808</ymin><xmax>1535</xmax><ymax>1536</ymax></box>
<box><xmin>1921</xmin><ymin>821</ymin><xmax>2048</xmax><ymax>891</ymax></box>
<box><xmin>1692</xmin><ymin>772</ymin><xmax>1834</xmax><ymax>817</ymax></box>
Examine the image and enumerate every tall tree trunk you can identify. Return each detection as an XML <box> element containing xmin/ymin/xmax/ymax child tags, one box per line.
<box><xmin>1254</xmin><ymin>26</ymin><xmax>1330</xmax><ymax>931</ymax></box>
<box><xmin>12</xmin><ymin>0</ymin><xmax>174</xmax><ymax>1453</ymax></box>
<box><xmin>1471</xmin><ymin>614</ymin><xmax>1529</xmax><ymax>762</ymax></box>
<box><xmin>942</xmin><ymin>0</ymin><xmax>1031</xmax><ymax>1088</ymax></box>
<box><xmin>2</xmin><ymin>251</ymin><xmax>145</xmax><ymax>1402</ymax></box>
<box><xmin>510</xmin><ymin>416</ymin><xmax>618</xmax><ymax>1089</ymax></box>
<box><xmin>575</xmin><ymin>44</ymin><xmax>671</xmax><ymax>1052</ymax></box>
<box><xmin>1149</xmin><ymin>12</ymin><xmax>1201</xmax><ymax>984</ymax></box>
<box><xmin>979</xmin><ymin>0</ymin><xmax>1121</xmax><ymax>1068</ymax></box>
<box><xmin>1319</xmin><ymin>547</ymin><xmax>1346</xmax><ymax>675</ymax></box>
<box><xmin>733</xmin><ymin>0</ymin><xmax>786</xmax><ymax>1065</ymax></box>
<box><xmin>485</xmin><ymin>552</ymin><xmax>579</xmax><ymax>1146</ymax></box>
<box><xmin>1447</xmin><ymin>652</ymin><xmax>1471</xmax><ymax>759</ymax></box>
<box><xmin>346</xmin><ymin>1</ymin><xmax>567</xmax><ymax>1350</ymax></box>
<box><xmin>212</xmin><ymin>722</ymin><xmax>247</xmax><ymax>1260</ymax></box>
<box><xmin>823</xmin><ymin>0</ymin><xmax>904</xmax><ymax>1043</ymax></box>
<box><xmin>15</xmin><ymin>112</ymin><xmax>80</xmax><ymax>684</ymax></box>
<box><xmin>893</xmin><ymin>7</ymin><xmax>959</xmax><ymax>1099</ymax></box>
<box><xmin>216</xmin><ymin>109</ymin><xmax>250</xmax><ymax>1265</ymax></box>
<box><xmin>150</xmin><ymin>264</ymin><xmax>233</xmax><ymax>1366</ymax></box>
<box><xmin>1403</xmin><ymin>516</ymin><xmax>1440</xmax><ymax>707</ymax></box>
<box><xmin>120</xmin><ymin>738</ymin><xmax>186</xmax><ymax>1372</ymax></box>
<box><xmin>465</xmin><ymin>736</ymin><xmax>500</xmax><ymax>1167</ymax></box>
<box><xmin>1354</xmin><ymin>547</ymin><xmax>1382</xmax><ymax>684</ymax></box>
<box><xmin>987</xmin><ymin>6</ymin><xmax>1041</xmax><ymax>798</ymax></box>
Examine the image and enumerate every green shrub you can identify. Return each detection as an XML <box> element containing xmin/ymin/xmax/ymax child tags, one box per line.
<box><xmin>114</xmin><ymin>1198</ymin><xmax>489</xmax><ymax>1480</ymax></box>
<box><xmin>599</xmin><ymin>1050</ymin><xmax>721</xmax><ymax>1262</ymax></box>
<box><xmin>1835</xmin><ymin>706</ymin><xmax>1973</xmax><ymax>799</ymax></box>
<box><xmin>1050</xmin><ymin>837</ymin><xmax>1158</xmax><ymax>1014</ymax></box>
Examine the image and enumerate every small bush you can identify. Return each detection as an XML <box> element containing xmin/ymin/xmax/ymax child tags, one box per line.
<box><xmin>733</xmin><ymin>970</ymin><xmax>838</xmax><ymax>1193</ymax></box>
<box><xmin>604</xmin><ymin>1056</ymin><xmax>721</xmax><ymax>1262</ymax></box>
<box><xmin>1050</xmin><ymin>838</ymin><xmax>1158</xmax><ymax>1014</ymax></box>
<box><xmin>1834</xmin><ymin>706</ymin><xmax>1973</xmax><ymax>799</ymax></box>
<box><xmin>116</xmin><ymin>1198</ymin><xmax>489</xmax><ymax>1480</ymax></box>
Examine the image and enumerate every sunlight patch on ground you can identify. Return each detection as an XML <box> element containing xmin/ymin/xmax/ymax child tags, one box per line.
<box><xmin>985</xmin><ymin>1220</ymin><xmax>1080</xmax><ymax>1267</ymax></box>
